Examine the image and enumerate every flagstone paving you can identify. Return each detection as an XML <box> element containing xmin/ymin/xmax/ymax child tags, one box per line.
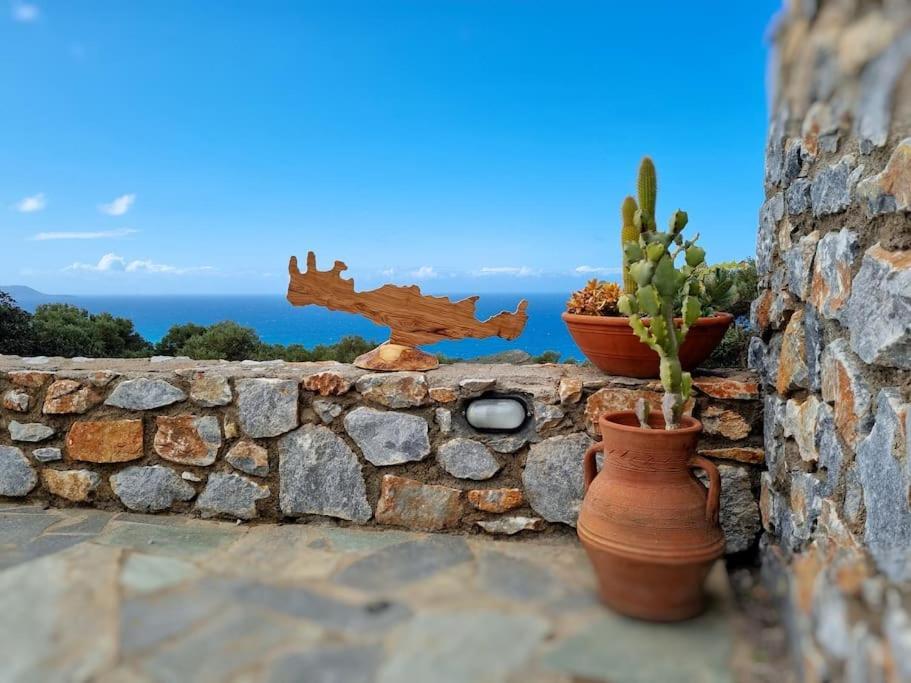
<box><xmin>0</xmin><ymin>504</ymin><xmax>782</xmax><ymax>682</ymax></box>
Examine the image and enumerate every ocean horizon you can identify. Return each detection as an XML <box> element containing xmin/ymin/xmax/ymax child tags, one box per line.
<box><xmin>11</xmin><ymin>291</ymin><xmax>582</xmax><ymax>361</ymax></box>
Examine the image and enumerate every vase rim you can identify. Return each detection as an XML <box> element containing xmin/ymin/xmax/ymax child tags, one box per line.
<box><xmin>599</xmin><ymin>410</ymin><xmax>702</xmax><ymax>435</ymax></box>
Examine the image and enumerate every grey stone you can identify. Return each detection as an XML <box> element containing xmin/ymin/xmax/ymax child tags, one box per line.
<box><xmin>434</xmin><ymin>407</ymin><xmax>452</xmax><ymax>434</ymax></box>
<box><xmin>459</xmin><ymin>378</ymin><xmax>496</xmax><ymax>393</ymax></box>
<box><xmin>859</xmin><ymin>390</ymin><xmax>911</xmax><ymax>582</ymax></box>
<box><xmin>487</xmin><ymin>433</ymin><xmax>529</xmax><ymax>453</ymax></box>
<box><xmin>9</xmin><ymin>420</ymin><xmax>55</xmax><ymax>443</ymax></box>
<box><xmin>844</xmin><ymin>463</ymin><xmax>865</xmax><ymax>528</ymax></box>
<box><xmin>436</xmin><ymin>438</ymin><xmax>500</xmax><ymax>480</ymax></box>
<box><xmin>783</xmin><ymin>231</ymin><xmax>820</xmax><ymax>300</ymax></box>
<box><xmin>266</xmin><ymin>646</ymin><xmax>383</xmax><ymax>683</ymax></box>
<box><xmin>32</xmin><ymin>447</ymin><xmax>62</xmax><ymax>463</ymax></box>
<box><xmin>781</xmin><ymin>138</ymin><xmax>802</xmax><ymax>185</ymax></box>
<box><xmin>522</xmin><ymin>433</ymin><xmax>592</xmax><ymax>526</ymax></box>
<box><xmin>343</xmin><ymin>407</ymin><xmax>430</xmax><ymax>466</ymax></box>
<box><xmin>845</xmin><ymin>244</ymin><xmax>911</xmax><ymax>369</ymax></box>
<box><xmin>2</xmin><ymin>389</ymin><xmax>29</xmax><ymax>412</ymax></box>
<box><xmin>311</xmin><ymin>399</ymin><xmax>342</xmax><ymax>423</ymax></box>
<box><xmin>857</xmin><ymin>137</ymin><xmax>911</xmax><ymax>216</ymax></box>
<box><xmin>196</xmin><ymin>473</ymin><xmax>269</xmax><ymax>520</ymax></box>
<box><xmin>765</xmin><ymin>109</ymin><xmax>787</xmax><ymax>187</ymax></box>
<box><xmin>476</xmin><ymin>516</ymin><xmax>545</xmax><ymax>535</ymax></box>
<box><xmin>334</xmin><ymin>536</ymin><xmax>472</xmax><ymax>591</ymax></box>
<box><xmin>534</xmin><ymin>402</ymin><xmax>565</xmax><ymax>432</ymax></box>
<box><xmin>763</xmin><ymin>395</ymin><xmax>788</xmax><ymax>483</ymax></box>
<box><xmin>377</xmin><ymin>612</ymin><xmax>549</xmax><ymax>683</ymax></box>
<box><xmin>0</xmin><ymin>446</ymin><xmax>37</xmax><ymax>497</ymax></box>
<box><xmin>757</xmin><ymin>192</ymin><xmax>785</xmax><ymax>279</ymax></box>
<box><xmin>856</xmin><ymin>32</ymin><xmax>911</xmax><ymax>153</ymax></box>
<box><xmin>109</xmin><ymin>465</ymin><xmax>196</xmax><ymax>513</ymax></box>
<box><xmin>811</xmin><ymin>155</ymin><xmax>858</xmax><ymax>216</ymax></box>
<box><xmin>816</xmin><ymin>404</ymin><xmax>846</xmax><ymax>497</ymax></box>
<box><xmin>235</xmin><ymin>378</ymin><xmax>299</xmax><ymax>437</ymax></box>
<box><xmin>105</xmin><ymin>377</ymin><xmax>186</xmax><ymax>410</ymax></box>
<box><xmin>804</xmin><ymin>306</ymin><xmax>822</xmax><ymax>392</ymax></box>
<box><xmin>278</xmin><ymin>424</ymin><xmax>371</xmax><ymax>522</ymax></box>
<box><xmin>701</xmin><ymin>464</ymin><xmax>761</xmax><ymax>554</ymax></box>
<box><xmin>884</xmin><ymin>590</ymin><xmax>911</xmax><ymax>682</ymax></box>
<box><xmin>786</xmin><ymin>177</ymin><xmax>812</xmax><ymax>215</ymax></box>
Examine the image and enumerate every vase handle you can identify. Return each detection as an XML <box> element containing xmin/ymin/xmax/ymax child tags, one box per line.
<box><xmin>583</xmin><ymin>442</ymin><xmax>604</xmax><ymax>494</ymax></box>
<box><xmin>688</xmin><ymin>455</ymin><xmax>721</xmax><ymax>525</ymax></box>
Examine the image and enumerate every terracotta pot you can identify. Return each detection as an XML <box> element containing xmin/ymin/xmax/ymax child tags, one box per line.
<box><xmin>577</xmin><ymin>411</ymin><xmax>725</xmax><ymax>622</ymax></box>
<box><xmin>561</xmin><ymin>311</ymin><xmax>733</xmax><ymax>378</ymax></box>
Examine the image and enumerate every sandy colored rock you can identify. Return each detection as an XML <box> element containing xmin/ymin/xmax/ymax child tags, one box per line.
<box><xmin>8</xmin><ymin>371</ymin><xmax>53</xmax><ymax>389</ymax></box>
<box><xmin>700</xmin><ymin>447</ymin><xmax>765</xmax><ymax>466</ymax></box>
<box><xmin>558</xmin><ymin>377</ymin><xmax>583</xmax><ymax>405</ymax></box>
<box><xmin>43</xmin><ymin>380</ymin><xmax>104</xmax><ymax>415</ymax></box>
<box><xmin>355</xmin><ymin>372</ymin><xmax>428</xmax><ymax>408</ymax></box>
<box><xmin>693</xmin><ymin>375</ymin><xmax>760</xmax><ymax>401</ymax></box>
<box><xmin>189</xmin><ymin>373</ymin><xmax>233</xmax><ymax>407</ymax></box>
<box><xmin>476</xmin><ymin>516</ymin><xmax>545</xmax><ymax>535</ymax></box>
<box><xmin>66</xmin><ymin>420</ymin><xmax>144</xmax><ymax>463</ymax></box>
<box><xmin>375</xmin><ymin>475</ymin><xmax>463</xmax><ymax>531</ymax></box>
<box><xmin>302</xmin><ymin>371</ymin><xmax>351</xmax><ymax>397</ymax></box>
<box><xmin>153</xmin><ymin>415</ymin><xmax>222</xmax><ymax>466</ymax></box>
<box><xmin>41</xmin><ymin>469</ymin><xmax>101</xmax><ymax>502</ymax></box>
<box><xmin>776</xmin><ymin>309</ymin><xmax>809</xmax><ymax>394</ymax></box>
<box><xmin>700</xmin><ymin>406</ymin><xmax>751</xmax><ymax>440</ymax></box>
<box><xmin>225</xmin><ymin>440</ymin><xmax>269</xmax><ymax>477</ymax></box>
<box><xmin>467</xmin><ymin>488</ymin><xmax>525</xmax><ymax>513</ymax></box>
<box><xmin>429</xmin><ymin>386</ymin><xmax>458</xmax><ymax>403</ymax></box>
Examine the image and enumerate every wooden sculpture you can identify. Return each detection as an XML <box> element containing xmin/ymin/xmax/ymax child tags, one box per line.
<box><xmin>287</xmin><ymin>252</ymin><xmax>529</xmax><ymax>371</ymax></box>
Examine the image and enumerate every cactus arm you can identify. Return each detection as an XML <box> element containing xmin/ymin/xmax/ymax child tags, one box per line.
<box><xmin>621</xmin><ymin>196</ymin><xmax>640</xmax><ymax>294</ymax></box>
<box><xmin>637</xmin><ymin>157</ymin><xmax>657</xmax><ymax>231</ymax></box>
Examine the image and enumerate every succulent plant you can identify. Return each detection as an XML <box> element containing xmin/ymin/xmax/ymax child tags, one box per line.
<box><xmin>618</xmin><ymin>159</ymin><xmax>706</xmax><ymax>430</ymax></box>
<box><xmin>567</xmin><ymin>279</ymin><xmax>623</xmax><ymax>316</ymax></box>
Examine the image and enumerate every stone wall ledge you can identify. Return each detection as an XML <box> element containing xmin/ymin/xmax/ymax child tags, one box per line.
<box><xmin>0</xmin><ymin>355</ymin><xmax>763</xmax><ymax>553</ymax></box>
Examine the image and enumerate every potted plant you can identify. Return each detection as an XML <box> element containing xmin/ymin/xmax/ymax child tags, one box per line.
<box><xmin>562</xmin><ymin>157</ymin><xmax>733</xmax><ymax>377</ymax></box>
<box><xmin>576</xmin><ymin>197</ymin><xmax>725</xmax><ymax>622</ymax></box>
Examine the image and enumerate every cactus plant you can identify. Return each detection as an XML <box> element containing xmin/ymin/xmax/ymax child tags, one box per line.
<box><xmin>620</xmin><ymin>196</ymin><xmax>639</xmax><ymax>294</ymax></box>
<box><xmin>635</xmin><ymin>156</ymin><xmax>657</xmax><ymax>232</ymax></box>
<box><xmin>618</xmin><ymin>160</ymin><xmax>706</xmax><ymax>430</ymax></box>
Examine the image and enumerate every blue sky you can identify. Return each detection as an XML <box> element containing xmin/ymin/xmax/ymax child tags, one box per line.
<box><xmin>2</xmin><ymin>1</ymin><xmax>781</xmax><ymax>295</ymax></box>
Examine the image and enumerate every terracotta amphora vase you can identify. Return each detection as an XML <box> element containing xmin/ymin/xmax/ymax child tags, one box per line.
<box><xmin>577</xmin><ymin>411</ymin><xmax>725</xmax><ymax>622</ymax></box>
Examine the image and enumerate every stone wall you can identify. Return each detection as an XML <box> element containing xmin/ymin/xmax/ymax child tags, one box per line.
<box><xmin>755</xmin><ymin>0</ymin><xmax>911</xmax><ymax>678</ymax></box>
<box><xmin>0</xmin><ymin>355</ymin><xmax>761</xmax><ymax>552</ymax></box>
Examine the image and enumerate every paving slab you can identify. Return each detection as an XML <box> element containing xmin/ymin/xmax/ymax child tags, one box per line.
<box><xmin>0</xmin><ymin>504</ymin><xmax>769</xmax><ymax>683</ymax></box>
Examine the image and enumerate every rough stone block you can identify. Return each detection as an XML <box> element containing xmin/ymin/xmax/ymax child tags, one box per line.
<box><xmin>43</xmin><ymin>380</ymin><xmax>104</xmax><ymax>415</ymax></box>
<box><xmin>810</xmin><ymin>228</ymin><xmax>859</xmax><ymax>321</ymax></box>
<box><xmin>0</xmin><ymin>445</ymin><xmax>37</xmax><ymax>497</ymax></box>
<box><xmin>41</xmin><ymin>469</ymin><xmax>101</xmax><ymax>502</ymax></box>
<box><xmin>105</xmin><ymin>378</ymin><xmax>187</xmax><ymax>410</ymax></box>
<box><xmin>374</xmin><ymin>475</ymin><xmax>463</xmax><ymax>531</ymax></box>
<box><xmin>810</xmin><ymin>155</ymin><xmax>861</xmax><ymax>216</ymax></box>
<box><xmin>857</xmin><ymin>137</ymin><xmax>911</xmax><ymax>215</ymax></box>
<box><xmin>467</xmin><ymin>488</ymin><xmax>525</xmax><ymax>513</ymax></box>
<box><xmin>355</xmin><ymin>372</ymin><xmax>428</xmax><ymax>408</ymax></box>
<box><xmin>110</xmin><ymin>465</ymin><xmax>196</xmax><ymax>512</ymax></box>
<box><xmin>476</xmin><ymin>516</ymin><xmax>545</xmax><ymax>535</ymax></box>
<box><xmin>9</xmin><ymin>420</ymin><xmax>55</xmax><ymax>443</ymax></box>
<box><xmin>66</xmin><ymin>420</ymin><xmax>144</xmax><ymax>463</ymax></box>
<box><xmin>344</xmin><ymin>407</ymin><xmax>430</xmax><ymax>466</ymax></box>
<box><xmin>189</xmin><ymin>374</ymin><xmax>232</xmax><ymax>407</ymax></box>
<box><xmin>153</xmin><ymin>415</ymin><xmax>222</xmax><ymax>466</ymax></box>
<box><xmin>2</xmin><ymin>389</ymin><xmax>30</xmax><ymax>412</ymax></box>
<box><xmin>196</xmin><ymin>472</ymin><xmax>269</xmax><ymax>520</ymax></box>
<box><xmin>278</xmin><ymin>424</ymin><xmax>371</xmax><ymax>522</ymax></box>
<box><xmin>302</xmin><ymin>371</ymin><xmax>351</xmax><ymax>397</ymax></box>
<box><xmin>235</xmin><ymin>378</ymin><xmax>299</xmax><ymax>438</ymax></box>
<box><xmin>436</xmin><ymin>438</ymin><xmax>500</xmax><ymax>480</ymax></box>
<box><xmin>700</xmin><ymin>406</ymin><xmax>751</xmax><ymax>440</ymax></box>
<box><xmin>784</xmin><ymin>231</ymin><xmax>821</xmax><ymax>300</ymax></box>
<box><xmin>522</xmin><ymin>433</ymin><xmax>592</xmax><ymax>526</ymax></box>
<box><xmin>585</xmin><ymin>386</ymin><xmax>693</xmax><ymax>434</ymax></box>
<box><xmin>225</xmin><ymin>440</ymin><xmax>269</xmax><ymax>477</ymax></box>
<box><xmin>312</xmin><ymin>399</ymin><xmax>342</xmax><ymax>424</ymax></box>
<box><xmin>844</xmin><ymin>244</ymin><xmax>911</xmax><ymax>369</ymax></box>
<box><xmin>821</xmin><ymin>338</ymin><xmax>873</xmax><ymax>447</ymax></box>
<box><xmin>558</xmin><ymin>377</ymin><xmax>584</xmax><ymax>405</ymax></box>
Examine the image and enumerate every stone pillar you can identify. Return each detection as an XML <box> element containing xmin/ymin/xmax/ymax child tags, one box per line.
<box><xmin>757</xmin><ymin>0</ymin><xmax>911</xmax><ymax>679</ymax></box>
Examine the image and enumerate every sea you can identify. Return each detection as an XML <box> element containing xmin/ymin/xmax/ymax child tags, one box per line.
<box><xmin>16</xmin><ymin>292</ymin><xmax>582</xmax><ymax>362</ymax></box>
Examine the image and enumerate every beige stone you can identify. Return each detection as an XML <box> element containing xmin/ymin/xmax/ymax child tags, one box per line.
<box><xmin>2</xmin><ymin>389</ymin><xmax>30</xmax><ymax>412</ymax></box>
<box><xmin>302</xmin><ymin>371</ymin><xmax>351</xmax><ymax>397</ymax></box>
<box><xmin>153</xmin><ymin>415</ymin><xmax>222</xmax><ymax>466</ymax></box>
<box><xmin>41</xmin><ymin>469</ymin><xmax>101</xmax><ymax>502</ymax></box>
<box><xmin>700</xmin><ymin>406</ymin><xmax>751</xmax><ymax>440</ymax></box>
<box><xmin>43</xmin><ymin>380</ymin><xmax>104</xmax><ymax>415</ymax></box>
<box><xmin>700</xmin><ymin>447</ymin><xmax>765</xmax><ymax>466</ymax></box>
<box><xmin>429</xmin><ymin>386</ymin><xmax>458</xmax><ymax>403</ymax></box>
<box><xmin>8</xmin><ymin>371</ymin><xmax>53</xmax><ymax>389</ymax></box>
<box><xmin>66</xmin><ymin>420</ymin><xmax>143</xmax><ymax>463</ymax></box>
<box><xmin>467</xmin><ymin>488</ymin><xmax>525</xmax><ymax>513</ymax></box>
<box><xmin>558</xmin><ymin>377</ymin><xmax>583</xmax><ymax>405</ymax></box>
<box><xmin>375</xmin><ymin>475</ymin><xmax>462</xmax><ymax>531</ymax></box>
<box><xmin>692</xmin><ymin>375</ymin><xmax>760</xmax><ymax>401</ymax></box>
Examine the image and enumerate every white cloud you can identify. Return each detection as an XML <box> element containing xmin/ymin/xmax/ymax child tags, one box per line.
<box><xmin>32</xmin><ymin>228</ymin><xmax>138</xmax><ymax>241</ymax></box>
<box><xmin>13</xmin><ymin>192</ymin><xmax>46</xmax><ymax>213</ymax></box>
<box><xmin>380</xmin><ymin>267</ymin><xmax>396</xmax><ymax>278</ymax></box>
<box><xmin>65</xmin><ymin>252</ymin><xmax>212</xmax><ymax>275</ymax></box>
<box><xmin>98</xmin><ymin>193</ymin><xmax>136</xmax><ymax>216</ymax></box>
<box><xmin>11</xmin><ymin>2</ymin><xmax>39</xmax><ymax>22</ymax></box>
<box><xmin>475</xmin><ymin>266</ymin><xmax>538</xmax><ymax>277</ymax></box>
<box><xmin>410</xmin><ymin>266</ymin><xmax>438</xmax><ymax>280</ymax></box>
<box><xmin>574</xmin><ymin>265</ymin><xmax>621</xmax><ymax>275</ymax></box>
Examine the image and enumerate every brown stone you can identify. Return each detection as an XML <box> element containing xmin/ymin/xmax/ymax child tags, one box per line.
<box><xmin>467</xmin><ymin>488</ymin><xmax>526</xmax><ymax>513</ymax></box>
<box><xmin>8</xmin><ymin>371</ymin><xmax>53</xmax><ymax>389</ymax></box>
<box><xmin>700</xmin><ymin>447</ymin><xmax>765</xmax><ymax>466</ymax></box>
<box><xmin>225</xmin><ymin>440</ymin><xmax>269</xmax><ymax>477</ymax></box>
<box><xmin>153</xmin><ymin>415</ymin><xmax>221</xmax><ymax>466</ymax></box>
<box><xmin>785</xmin><ymin>396</ymin><xmax>822</xmax><ymax>463</ymax></box>
<box><xmin>558</xmin><ymin>377</ymin><xmax>584</xmax><ymax>405</ymax></box>
<box><xmin>775</xmin><ymin>310</ymin><xmax>808</xmax><ymax>394</ymax></box>
<box><xmin>189</xmin><ymin>373</ymin><xmax>232</xmax><ymax>407</ymax></box>
<box><xmin>700</xmin><ymin>406</ymin><xmax>751</xmax><ymax>440</ymax></box>
<box><xmin>66</xmin><ymin>420</ymin><xmax>143</xmax><ymax>463</ymax></box>
<box><xmin>86</xmin><ymin>371</ymin><xmax>119</xmax><ymax>388</ymax></box>
<box><xmin>585</xmin><ymin>386</ymin><xmax>694</xmax><ymax>434</ymax></box>
<box><xmin>2</xmin><ymin>389</ymin><xmax>30</xmax><ymax>412</ymax></box>
<box><xmin>302</xmin><ymin>371</ymin><xmax>351</xmax><ymax>397</ymax></box>
<box><xmin>355</xmin><ymin>372</ymin><xmax>428</xmax><ymax>408</ymax></box>
<box><xmin>822</xmin><ymin>340</ymin><xmax>872</xmax><ymax>447</ymax></box>
<box><xmin>41</xmin><ymin>469</ymin><xmax>101</xmax><ymax>502</ymax></box>
<box><xmin>375</xmin><ymin>474</ymin><xmax>462</xmax><ymax>531</ymax></box>
<box><xmin>856</xmin><ymin>138</ymin><xmax>911</xmax><ymax>214</ymax></box>
<box><xmin>429</xmin><ymin>386</ymin><xmax>458</xmax><ymax>403</ymax></box>
<box><xmin>692</xmin><ymin>375</ymin><xmax>760</xmax><ymax>401</ymax></box>
<box><xmin>750</xmin><ymin>290</ymin><xmax>773</xmax><ymax>335</ymax></box>
<box><xmin>43</xmin><ymin>380</ymin><xmax>104</xmax><ymax>415</ymax></box>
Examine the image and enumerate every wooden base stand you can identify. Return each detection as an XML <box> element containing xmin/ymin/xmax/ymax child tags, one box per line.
<box><xmin>353</xmin><ymin>342</ymin><xmax>440</xmax><ymax>372</ymax></box>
